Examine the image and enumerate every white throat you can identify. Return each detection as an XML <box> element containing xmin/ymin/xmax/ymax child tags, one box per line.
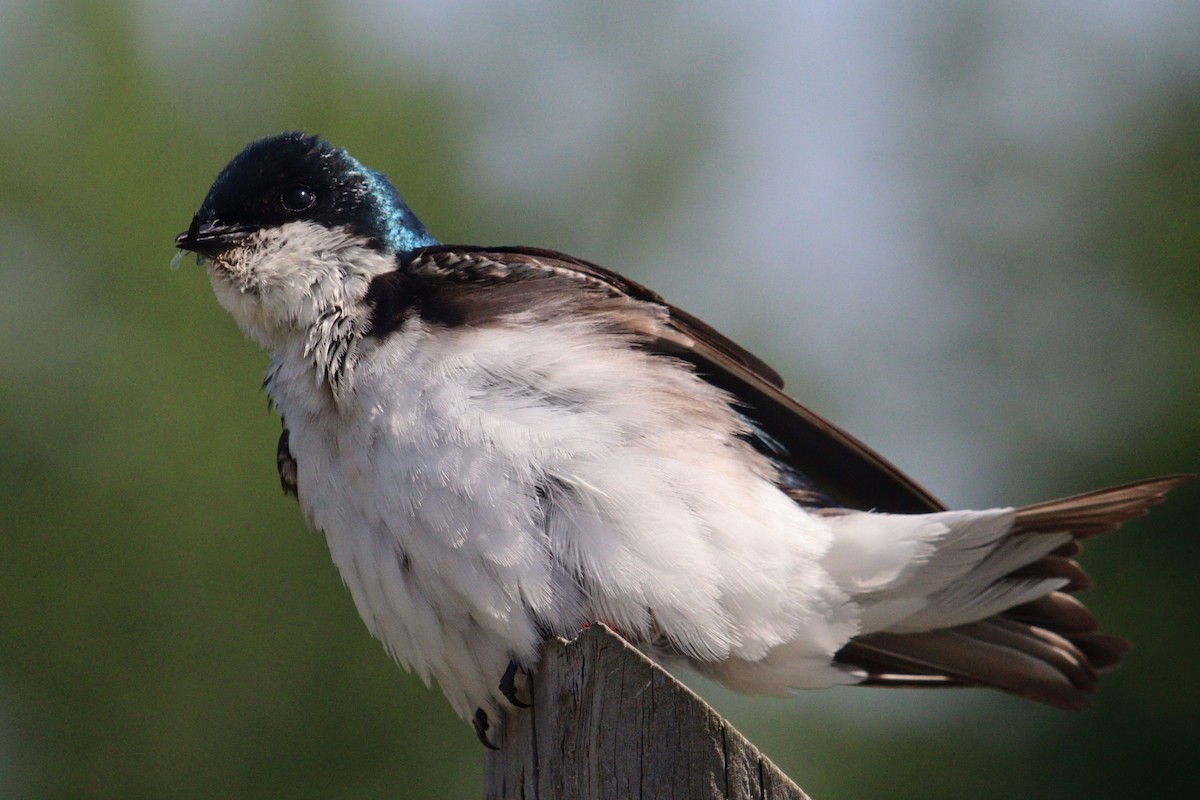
<box><xmin>206</xmin><ymin>221</ymin><xmax>396</xmax><ymax>350</ymax></box>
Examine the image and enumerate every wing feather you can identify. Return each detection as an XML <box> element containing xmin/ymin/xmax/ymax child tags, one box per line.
<box><xmin>402</xmin><ymin>245</ymin><xmax>944</xmax><ymax>513</ymax></box>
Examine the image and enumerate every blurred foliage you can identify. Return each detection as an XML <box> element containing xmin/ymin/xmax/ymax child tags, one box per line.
<box><xmin>1</xmin><ymin>2</ymin><xmax>1196</xmax><ymax>799</ymax></box>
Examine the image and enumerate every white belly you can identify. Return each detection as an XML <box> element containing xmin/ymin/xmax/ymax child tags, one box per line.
<box><xmin>272</xmin><ymin>318</ymin><xmax>855</xmax><ymax>717</ymax></box>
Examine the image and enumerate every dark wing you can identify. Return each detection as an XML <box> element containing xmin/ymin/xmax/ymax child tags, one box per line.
<box><xmin>396</xmin><ymin>244</ymin><xmax>944</xmax><ymax>513</ymax></box>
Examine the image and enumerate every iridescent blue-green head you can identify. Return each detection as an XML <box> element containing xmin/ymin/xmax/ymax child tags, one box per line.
<box><xmin>176</xmin><ymin>132</ymin><xmax>437</xmax><ymax>259</ymax></box>
<box><xmin>175</xmin><ymin>133</ymin><xmax>439</xmax><ymax>345</ymax></box>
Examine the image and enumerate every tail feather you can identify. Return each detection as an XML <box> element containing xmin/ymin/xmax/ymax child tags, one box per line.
<box><xmin>836</xmin><ymin>474</ymin><xmax>1193</xmax><ymax>709</ymax></box>
<box><xmin>844</xmin><ymin>625</ymin><xmax>1091</xmax><ymax>709</ymax></box>
<box><xmin>1010</xmin><ymin>555</ymin><xmax>1092</xmax><ymax>592</ymax></box>
<box><xmin>1072</xmin><ymin>632</ymin><xmax>1132</xmax><ymax>674</ymax></box>
<box><xmin>1005</xmin><ymin>593</ymin><xmax>1098</xmax><ymax>634</ymax></box>
<box><xmin>1051</xmin><ymin>539</ymin><xmax>1083</xmax><ymax>558</ymax></box>
<box><xmin>1014</xmin><ymin>476</ymin><xmax>1189</xmax><ymax>538</ymax></box>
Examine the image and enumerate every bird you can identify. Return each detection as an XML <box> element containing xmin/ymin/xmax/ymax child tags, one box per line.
<box><xmin>175</xmin><ymin>132</ymin><xmax>1191</xmax><ymax>748</ymax></box>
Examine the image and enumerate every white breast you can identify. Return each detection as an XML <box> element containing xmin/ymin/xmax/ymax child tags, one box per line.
<box><xmin>266</xmin><ymin>312</ymin><xmax>861</xmax><ymax>717</ymax></box>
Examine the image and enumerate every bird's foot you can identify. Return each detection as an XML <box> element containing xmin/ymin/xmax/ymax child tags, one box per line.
<box><xmin>499</xmin><ymin>659</ymin><xmax>531</xmax><ymax>709</ymax></box>
<box><xmin>276</xmin><ymin>427</ymin><xmax>298</xmax><ymax>498</ymax></box>
<box><xmin>472</xmin><ymin>707</ymin><xmax>499</xmax><ymax>750</ymax></box>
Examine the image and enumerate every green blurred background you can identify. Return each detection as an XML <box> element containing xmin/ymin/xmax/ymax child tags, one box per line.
<box><xmin>1</xmin><ymin>2</ymin><xmax>1197</xmax><ymax>798</ymax></box>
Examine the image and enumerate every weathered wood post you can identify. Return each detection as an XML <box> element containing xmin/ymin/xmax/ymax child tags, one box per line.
<box><xmin>484</xmin><ymin>624</ymin><xmax>811</xmax><ymax>799</ymax></box>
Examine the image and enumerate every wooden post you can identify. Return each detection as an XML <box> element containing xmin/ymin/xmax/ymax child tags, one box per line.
<box><xmin>484</xmin><ymin>624</ymin><xmax>811</xmax><ymax>799</ymax></box>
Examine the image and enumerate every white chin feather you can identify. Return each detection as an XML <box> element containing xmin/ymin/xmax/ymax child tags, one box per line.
<box><xmin>205</xmin><ymin>221</ymin><xmax>395</xmax><ymax>348</ymax></box>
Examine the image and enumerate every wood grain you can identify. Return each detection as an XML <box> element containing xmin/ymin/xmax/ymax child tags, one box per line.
<box><xmin>485</xmin><ymin>625</ymin><xmax>810</xmax><ymax>800</ymax></box>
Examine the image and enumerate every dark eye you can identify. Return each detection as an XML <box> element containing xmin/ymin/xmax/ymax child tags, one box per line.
<box><xmin>280</xmin><ymin>184</ymin><xmax>316</xmax><ymax>212</ymax></box>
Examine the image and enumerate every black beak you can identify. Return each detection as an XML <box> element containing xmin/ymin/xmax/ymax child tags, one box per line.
<box><xmin>175</xmin><ymin>214</ymin><xmax>253</xmax><ymax>257</ymax></box>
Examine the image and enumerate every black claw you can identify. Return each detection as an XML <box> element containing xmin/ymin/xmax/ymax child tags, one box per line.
<box><xmin>277</xmin><ymin>427</ymin><xmax>298</xmax><ymax>498</ymax></box>
<box><xmin>499</xmin><ymin>659</ymin><xmax>531</xmax><ymax>708</ymax></box>
<box><xmin>472</xmin><ymin>707</ymin><xmax>499</xmax><ymax>750</ymax></box>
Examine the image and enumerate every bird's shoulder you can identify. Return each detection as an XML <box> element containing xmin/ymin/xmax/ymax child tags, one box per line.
<box><xmin>368</xmin><ymin>244</ymin><xmax>783</xmax><ymax>383</ymax></box>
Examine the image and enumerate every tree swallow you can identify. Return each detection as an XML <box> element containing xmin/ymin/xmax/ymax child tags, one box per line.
<box><xmin>176</xmin><ymin>132</ymin><xmax>1191</xmax><ymax>748</ymax></box>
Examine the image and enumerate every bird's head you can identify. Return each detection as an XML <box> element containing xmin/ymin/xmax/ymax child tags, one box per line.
<box><xmin>176</xmin><ymin>132</ymin><xmax>437</xmax><ymax>345</ymax></box>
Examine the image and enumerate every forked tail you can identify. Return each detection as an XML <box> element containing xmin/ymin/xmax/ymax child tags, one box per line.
<box><xmin>835</xmin><ymin>475</ymin><xmax>1193</xmax><ymax>709</ymax></box>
